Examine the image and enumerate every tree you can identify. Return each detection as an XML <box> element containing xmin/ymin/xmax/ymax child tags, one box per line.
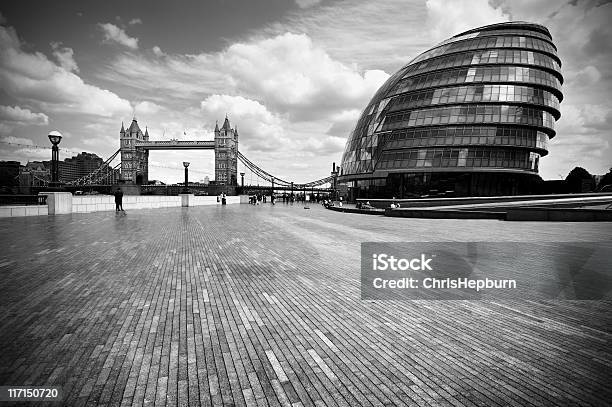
<box><xmin>597</xmin><ymin>167</ymin><xmax>612</xmax><ymax>190</ymax></box>
<box><xmin>565</xmin><ymin>167</ymin><xmax>594</xmax><ymax>193</ymax></box>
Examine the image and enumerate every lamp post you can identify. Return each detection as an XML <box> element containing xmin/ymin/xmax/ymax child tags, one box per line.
<box><xmin>48</xmin><ymin>131</ymin><xmax>63</xmax><ymax>187</ymax></box>
<box><xmin>183</xmin><ymin>162</ymin><xmax>190</xmax><ymax>193</ymax></box>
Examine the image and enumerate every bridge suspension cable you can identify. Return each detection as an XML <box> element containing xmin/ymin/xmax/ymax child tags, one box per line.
<box><xmin>237</xmin><ymin>152</ymin><xmax>292</xmax><ymax>186</ymax></box>
<box><xmin>237</xmin><ymin>151</ymin><xmax>334</xmax><ymax>189</ymax></box>
<box><xmin>67</xmin><ymin>149</ymin><xmax>121</xmax><ymax>186</ymax></box>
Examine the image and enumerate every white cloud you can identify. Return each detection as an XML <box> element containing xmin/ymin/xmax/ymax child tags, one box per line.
<box><xmin>152</xmin><ymin>45</ymin><xmax>165</xmax><ymax>57</ymax></box>
<box><xmin>98</xmin><ymin>23</ymin><xmax>139</xmax><ymax>49</ymax></box>
<box><xmin>1</xmin><ymin>135</ymin><xmax>34</xmax><ymax>146</ymax></box>
<box><xmin>295</xmin><ymin>0</ymin><xmax>322</xmax><ymax>8</ymax></box>
<box><xmin>134</xmin><ymin>100</ymin><xmax>162</xmax><ymax>115</ymax></box>
<box><xmin>425</xmin><ymin>0</ymin><xmax>509</xmax><ymax>42</ymax></box>
<box><xmin>300</xmin><ymin>135</ymin><xmax>346</xmax><ymax>155</ymax></box>
<box><xmin>0</xmin><ymin>105</ymin><xmax>48</xmax><ymax>125</ymax></box>
<box><xmin>129</xmin><ymin>18</ymin><xmax>142</xmax><ymax>25</ymax></box>
<box><xmin>103</xmin><ymin>32</ymin><xmax>389</xmax><ymax>123</ymax></box>
<box><xmin>50</xmin><ymin>41</ymin><xmax>79</xmax><ymax>73</ymax></box>
<box><xmin>0</xmin><ymin>146</ymin><xmax>49</xmax><ymax>163</ymax></box>
<box><xmin>262</xmin><ymin>0</ymin><xmax>429</xmax><ymax>72</ymax></box>
<box><xmin>0</xmin><ymin>24</ymin><xmax>132</xmax><ymax>117</ymax></box>
<box><xmin>221</xmin><ymin>33</ymin><xmax>389</xmax><ymax>120</ymax></box>
<box><xmin>200</xmin><ymin>94</ymin><xmax>288</xmax><ymax>152</ymax></box>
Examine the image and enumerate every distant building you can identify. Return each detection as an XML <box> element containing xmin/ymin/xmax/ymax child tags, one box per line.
<box><xmin>203</xmin><ymin>176</ymin><xmax>210</xmax><ymax>185</ymax></box>
<box><xmin>39</xmin><ymin>152</ymin><xmax>104</xmax><ymax>183</ymax></box>
<box><xmin>214</xmin><ymin>117</ymin><xmax>239</xmax><ymax>185</ymax></box>
<box><xmin>65</xmin><ymin>152</ymin><xmax>103</xmax><ymax>179</ymax></box>
<box><xmin>23</xmin><ymin>161</ymin><xmax>50</xmax><ymax>185</ymax></box>
<box><xmin>0</xmin><ymin>161</ymin><xmax>20</xmax><ymax>191</ymax></box>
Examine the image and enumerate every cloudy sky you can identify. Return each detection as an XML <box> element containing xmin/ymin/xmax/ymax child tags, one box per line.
<box><xmin>0</xmin><ymin>0</ymin><xmax>610</xmax><ymax>183</ymax></box>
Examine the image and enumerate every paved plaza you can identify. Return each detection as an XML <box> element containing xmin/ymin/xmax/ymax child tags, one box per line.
<box><xmin>0</xmin><ymin>204</ymin><xmax>611</xmax><ymax>406</ymax></box>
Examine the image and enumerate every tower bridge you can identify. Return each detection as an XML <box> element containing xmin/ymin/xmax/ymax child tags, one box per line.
<box><xmin>120</xmin><ymin>116</ymin><xmax>238</xmax><ymax>185</ymax></box>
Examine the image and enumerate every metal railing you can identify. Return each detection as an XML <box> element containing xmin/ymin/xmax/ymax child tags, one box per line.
<box><xmin>0</xmin><ymin>195</ymin><xmax>47</xmax><ymax>206</ymax></box>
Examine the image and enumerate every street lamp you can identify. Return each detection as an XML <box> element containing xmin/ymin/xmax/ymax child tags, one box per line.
<box><xmin>183</xmin><ymin>161</ymin><xmax>190</xmax><ymax>193</ymax></box>
<box><xmin>48</xmin><ymin>131</ymin><xmax>63</xmax><ymax>187</ymax></box>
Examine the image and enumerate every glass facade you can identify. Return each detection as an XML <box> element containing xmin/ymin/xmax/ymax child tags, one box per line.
<box><xmin>339</xmin><ymin>22</ymin><xmax>563</xmax><ymax>198</ymax></box>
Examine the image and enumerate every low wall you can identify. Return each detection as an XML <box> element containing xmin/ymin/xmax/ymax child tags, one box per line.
<box><xmin>72</xmin><ymin>194</ymin><xmax>242</xmax><ymax>213</ymax></box>
<box><xmin>0</xmin><ymin>194</ymin><xmax>245</xmax><ymax>217</ymax></box>
<box><xmin>72</xmin><ymin>195</ymin><xmax>181</xmax><ymax>213</ymax></box>
<box><xmin>0</xmin><ymin>205</ymin><xmax>48</xmax><ymax>218</ymax></box>
<box><xmin>327</xmin><ymin>206</ymin><xmax>384</xmax><ymax>215</ymax></box>
<box><xmin>385</xmin><ymin>208</ymin><xmax>505</xmax><ymax>220</ymax></box>
<box><xmin>506</xmin><ymin>208</ymin><xmax>612</xmax><ymax>222</ymax></box>
<box><xmin>359</xmin><ymin>192</ymin><xmax>612</xmax><ymax>209</ymax></box>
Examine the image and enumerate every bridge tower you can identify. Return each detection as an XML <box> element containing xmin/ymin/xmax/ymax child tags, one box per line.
<box><xmin>214</xmin><ymin>117</ymin><xmax>238</xmax><ymax>185</ymax></box>
<box><xmin>120</xmin><ymin>118</ymin><xmax>149</xmax><ymax>184</ymax></box>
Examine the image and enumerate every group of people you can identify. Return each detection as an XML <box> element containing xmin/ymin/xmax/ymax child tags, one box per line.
<box><xmin>353</xmin><ymin>200</ymin><xmax>401</xmax><ymax>210</ymax></box>
<box><xmin>249</xmin><ymin>193</ymin><xmax>275</xmax><ymax>205</ymax></box>
<box><xmin>355</xmin><ymin>201</ymin><xmax>375</xmax><ymax>210</ymax></box>
<box><xmin>247</xmin><ymin>192</ymin><xmax>337</xmax><ymax>205</ymax></box>
<box><xmin>322</xmin><ymin>196</ymin><xmax>343</xmax><ymax>208</ymax></box>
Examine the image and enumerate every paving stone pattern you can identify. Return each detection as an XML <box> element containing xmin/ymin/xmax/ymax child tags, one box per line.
<box><xmin>0</xmin><ymin>204</ymin><xmax>611</xmax><ymax>406</ymax></box>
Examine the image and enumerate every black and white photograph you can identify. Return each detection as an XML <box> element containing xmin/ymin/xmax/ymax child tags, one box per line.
<box><xmin>0</xmin><ymin>0</ymin><xmax>611</xmax><ymax>405</ymax></box>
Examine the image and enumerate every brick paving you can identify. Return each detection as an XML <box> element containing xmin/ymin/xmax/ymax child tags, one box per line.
<box><xmin>0</xmin><ymin>204</ymin><xmax>611</xmax><ymax>406</ymax></box>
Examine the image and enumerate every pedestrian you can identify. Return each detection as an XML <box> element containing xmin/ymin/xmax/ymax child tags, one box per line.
<box><xmin>114</xmin><ymin>188</ymin><xmax>124</xmax><ymax>211</ymax></box>
<box><xmin>221</xmin><ymin>192</ymin><xmax>227</xmax><ymax>205</ymax></box>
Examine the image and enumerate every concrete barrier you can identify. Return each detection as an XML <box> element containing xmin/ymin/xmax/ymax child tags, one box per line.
<box><xmin>72</xmin><ymin>195</ymin><xmax>183</xmax><ymax>213</ymax></box>
<box><xmin>43</xmin><ymin>192</ymin><xmax>73</xmax><ymax>215</ymax></box>
<box><xmin>71</xmin><ymin>194</ymin><xmax>242</xmax><ymax>213</ymax></box>
<box><xmin>385</xmin><ymin>208</ymin><xmax>505</xmax><ymax>220</ymax></box>
<box><xmin>0</xmin><ymin>205</ymin><xmax>49</xmax><ymax>217</ymax></box>
<box><xmin>327</xmin><ymin>206</ymin><xmax>384</xmax><ymax>215</ymax></box>
<box><xmin>1</xmin><ymin>193</ymin><xmax>246</xmax><ymax>218</ymax></box>
<box><xmin>360</xmin><ymin>192</ymin><xmax>612</xmax><ymax>209</ymax></box>
<box><xmin>506</xmin><ymin>208</ymin><xmax>612</xmax><ymax>222</ymax></box>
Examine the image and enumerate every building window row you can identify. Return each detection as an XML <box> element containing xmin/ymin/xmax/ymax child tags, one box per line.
<box><xmin>386</xmin><ymin>126</ymin><xmax>548</xmax><ymax>151</ymax></box>
<box><xmin>392</xmin><ymin>66</ymin><xmax>561</xmax><ymax>96</ymax></box>
<box><xmin>410</xmin><ymin>35</ymin><xmax>558</xmax><ymax>66</ymax></box>
<box><xmin>377</xmin><ymin>148</ymin><xmax>539</xmax><ymax>171</ymax></box>
<box><xmin>432</xmin><ymin>28</ymin><xmax>553</xmax><ymax>50</ymax></box>
<box><xmin>388</xmin><ymin>84</ymin><xmax>560</xmax><ymax>113</ymax></box>
<box><xmin>403</xmin><ymin>49</ymin><xmax>561</xmax><ymax>79</ymax></box>
<box><xmin>383</xmin><ymin>104</ymin><xmax>555</xmax><ymax>131</ymax></box>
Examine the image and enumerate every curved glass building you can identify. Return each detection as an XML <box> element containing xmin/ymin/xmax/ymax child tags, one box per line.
<box><xmin>339</xmin><ymin>22</ymin><xmax>563</xmax><ymax>198</ymax></box>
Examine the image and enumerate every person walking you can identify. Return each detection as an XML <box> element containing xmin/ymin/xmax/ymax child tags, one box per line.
<box><xmin>114</xmin><ymin>188</ymin><xmax>124</xmax><ymax>211</ymax></box>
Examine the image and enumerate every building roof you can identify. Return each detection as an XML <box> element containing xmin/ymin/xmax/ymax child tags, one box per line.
<box><xmin>221</xmin><ymin>116</ymin><xmax>231</xmax><ymax>131</ymax></box>
<box><xmin>127</xmin><ymin>118</ymin><xmax>141</xmax><ymax>135</ymax></box>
